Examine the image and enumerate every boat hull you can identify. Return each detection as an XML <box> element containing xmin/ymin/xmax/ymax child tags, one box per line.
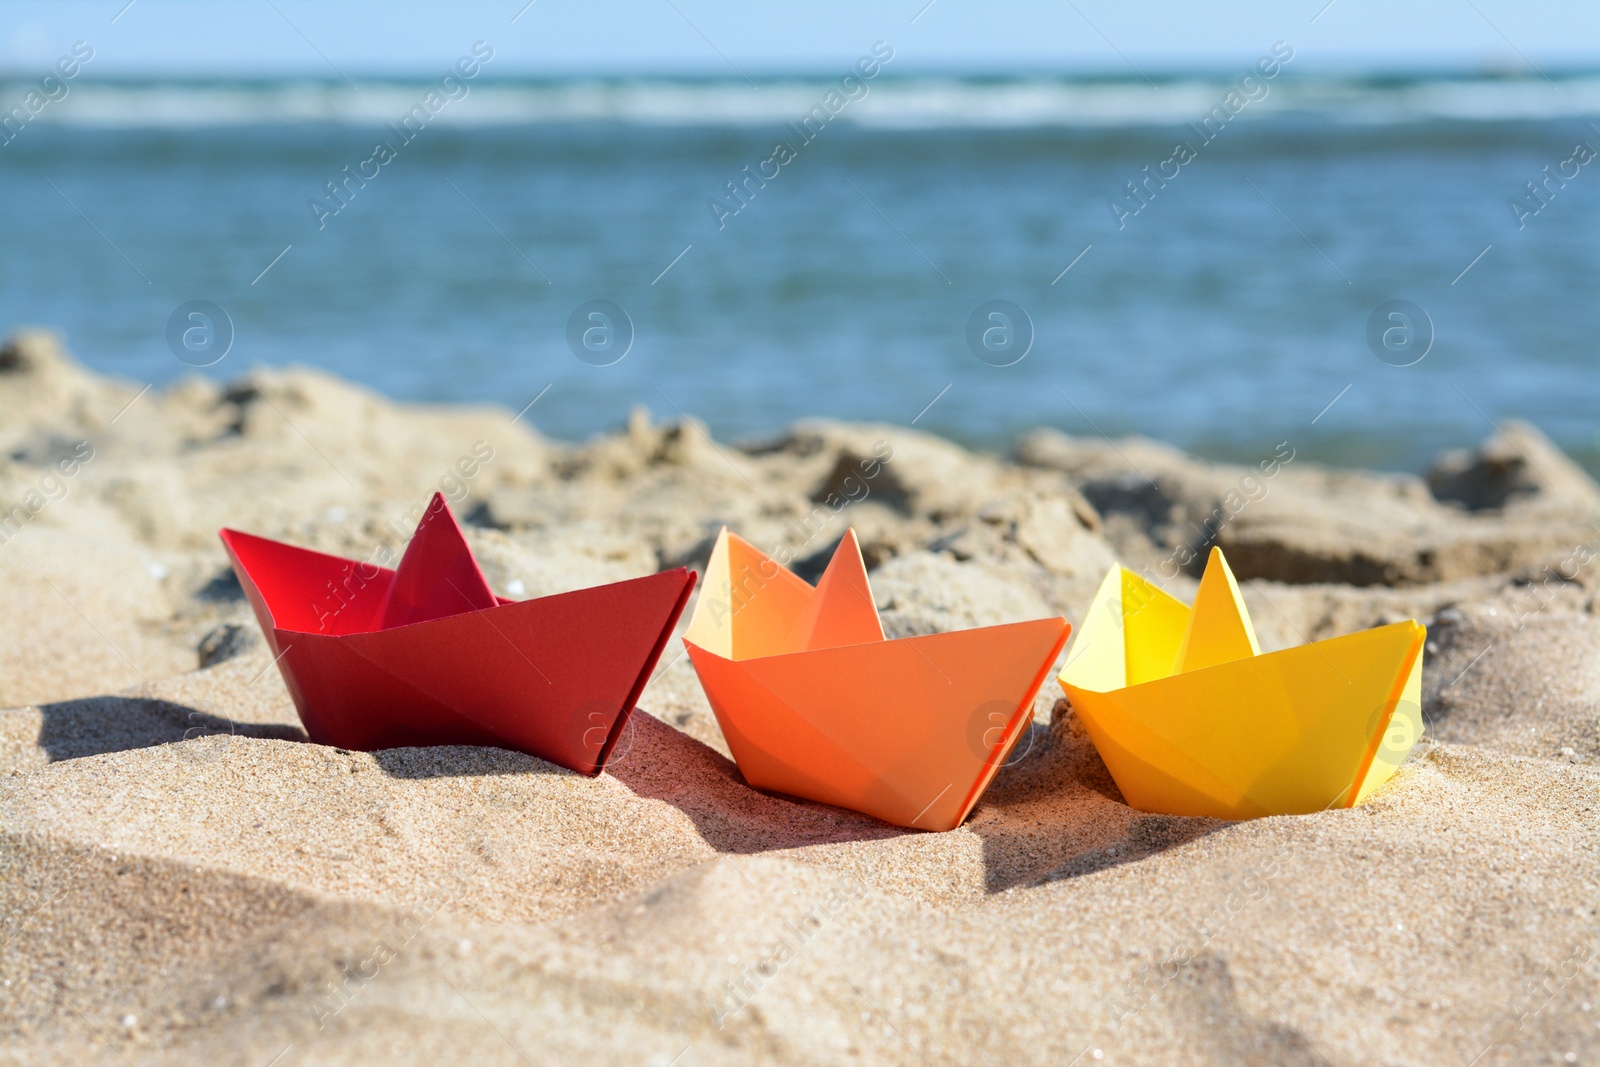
<box><xmin>688</xmin><ymin>617</ymin><xmax>1070</xmax><ymax>831</ymax></box>
<box><xmin>222</xmin><ymin>529</ymin><xmax>694</xmax><ymax>775</ymax></box>
<box><xmin>1063</xmin><ymin>615</ymin><xmax>1426</xmax><ymax>819</ymax></box>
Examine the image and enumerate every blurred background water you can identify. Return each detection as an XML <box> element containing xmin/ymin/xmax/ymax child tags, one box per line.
<box><xmin>2</xmin><ymin>72</ymin><xmax>1598</xmax><ymax>473</ymax></box>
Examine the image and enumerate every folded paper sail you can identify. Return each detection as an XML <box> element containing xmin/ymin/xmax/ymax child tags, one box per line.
<box><xmin>220</xmin><ymin>493</ymin><xmax>695</xmax><ymax>774</ymax></box>
<box><xmin>1058</xmin><ymin>547</ymin><xmax>1426</xmax><ymax>819</ymax></box>
<box><xmin>683</xmin><ymin>528</ymin><xmax>1070</xmax><ymax>831</ymax></box>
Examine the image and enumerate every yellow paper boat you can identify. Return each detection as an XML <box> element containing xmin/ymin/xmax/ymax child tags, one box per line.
<box><xmin>1058</xmin><ymin>547</ymin><xmax>1426</xmax><ymax>819</ymax></box>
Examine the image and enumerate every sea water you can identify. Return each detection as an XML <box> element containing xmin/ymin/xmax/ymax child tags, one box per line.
<box><xmin>1</xmin><ymin>72</ymin><xmax>1596</xmax><ymax>473</ymax></box>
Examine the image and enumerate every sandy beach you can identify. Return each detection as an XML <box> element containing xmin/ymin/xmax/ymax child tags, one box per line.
<box><xmin>1</xmin><ymin>327</ymin><xmax>1596</xmax><ymax>1066</ymax></box>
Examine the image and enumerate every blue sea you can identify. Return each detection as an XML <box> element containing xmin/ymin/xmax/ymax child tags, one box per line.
<box><xmin>2</xmin><ymin>72</ymin><xmax>1598</xmax><ymax>473</ymax></box>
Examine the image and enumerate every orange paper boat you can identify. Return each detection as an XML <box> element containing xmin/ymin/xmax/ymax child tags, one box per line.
<box><xmin>1058</xmin><ymin>547</ymin><xmax>1426</xmax><ymax>819</ymax></box>
<box><xmin>683</xmin><ymin>528</ymin><xmax>1071</xmax><ymax>831</ymax></box>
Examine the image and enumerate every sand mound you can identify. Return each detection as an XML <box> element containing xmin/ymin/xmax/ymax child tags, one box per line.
<box><xmin>2</xmin><ymin>333</ymin><xmax>1596</xmax><ymax>1065</ymax></box>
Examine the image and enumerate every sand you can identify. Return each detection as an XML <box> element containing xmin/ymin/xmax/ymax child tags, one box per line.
<box><xmin>0</xmin><ymin>329</ymin><xmax>1596</xmax><ymax>1066</ymax></box>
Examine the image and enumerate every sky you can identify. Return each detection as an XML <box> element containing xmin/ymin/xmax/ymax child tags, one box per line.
<box><xmin>2</xmin><ymin>0</ymin><xmax>1598</xmax><ymax>78</ymax></box>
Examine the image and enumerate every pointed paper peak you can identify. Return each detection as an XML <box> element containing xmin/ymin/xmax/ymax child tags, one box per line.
<box><xmin>684</xmin><ymin>527</ymin><xmax>885</xmax><ymax>661</ymax></box>
<box><xmin>684</xmin><ymin>527</ymin><xmax>814</xmax><ymax>661</ymax></box>
<box><xmin>684</xmin><ymin>527</ymin><xmax>735</xmax><ymax>656</ymax></box>
<box><xmin>379</xmin><ymin>492</ymin><xmax>497</xmax><ymax>629</ymax></box>
<box><xmin>1170</xmin><ymin>546</ymin><xmax>1260</xmax><ymax>675</ymax></box>
<box><xmin>782</xmin><ymin>529</ymin><xmax>884</xmax><ymax>653</ymax></box>
<box><xmin>1115</xmin><ymin>566</ymin><xmax>1193</xmax><ymax>687</ymax></box>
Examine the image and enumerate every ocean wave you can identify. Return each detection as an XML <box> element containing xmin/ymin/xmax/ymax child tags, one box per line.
<box><xmin>3</xmin><ymin>74</ymin><xmax>1600</xmax><ymax>129</ymax></box>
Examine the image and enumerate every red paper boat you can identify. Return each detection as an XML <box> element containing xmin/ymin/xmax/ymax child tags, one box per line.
<box><xmin>219</xmin><ymin>493</ymin><xmax>694</xmax><ymax>774</ymax></box>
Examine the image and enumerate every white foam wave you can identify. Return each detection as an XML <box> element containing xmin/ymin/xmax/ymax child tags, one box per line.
<box><xmin>4</xmin><ymin>75</ymin><xmax>1600</xmax><ymax>129</ymax></box>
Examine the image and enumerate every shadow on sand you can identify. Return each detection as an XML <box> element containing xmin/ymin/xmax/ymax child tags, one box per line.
<box><xmin>30</xmin><ymin>695</ymin><xmax>1220</xmax><ymax>895</ymax></box>
<box><xmin>33</xmin><ymin>695</ymin><xmax>305</xmax><ymax>763</ymax></box>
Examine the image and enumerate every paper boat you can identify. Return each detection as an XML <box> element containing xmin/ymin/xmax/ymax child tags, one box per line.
<box><xmin>1058</xmin><ymin>547</ymin><xmax>1426</xmax><ymax>819</ymax></box>
<box><xmin>220</xmin><ymin>493</ymin><xmax>694</xmax><ymax>774</ymax></box>
<box><xmin>683</xmin><ymin>528</ymin><xmax>1070</xmax><ymax>831</ymax></box>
